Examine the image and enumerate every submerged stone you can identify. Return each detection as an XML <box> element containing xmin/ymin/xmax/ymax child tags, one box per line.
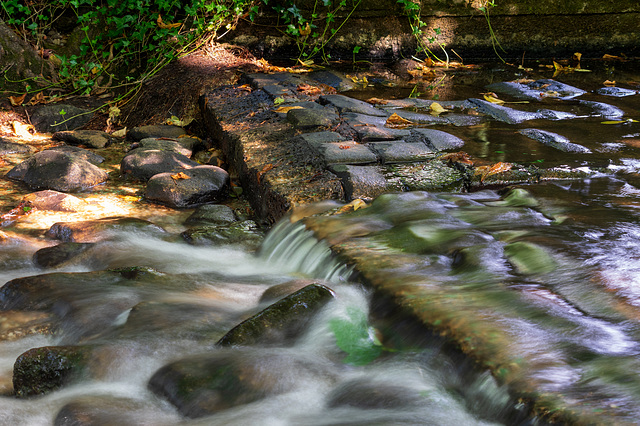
<box><xmin>326</xmin><ymin>378</ymin><xmax>425</xmax><ymax>409</ymax></box>
<box><xmin>33</xmin><ymin>242</ymin><xmax>94</xmax><ymax>268</ymax></box>
<box><xmin>45</xmin><ymin>216</ymin><xmax>166</xmax><ymax>243</ymax></box>
<box><xmin>0</xmin><ymin>311</ymin><xmax>54</xmax><ymax>341</ymax></box>
<box><xmin>596</xmin><ymin>87</ymin><xmax>637</xmax><ymax>97</ymax></box>
<box><xmin>503</xmin><ymin>241</ymin><xmax>557</xmax><ymax>275</ymax></box>
<box><xmin>54</xmin><ymin>395</ymin><xmax>167</xmax><ymax>426</ymax></box>
<box><xmin>486</xmin><ymin>79</ymin><xmax>586</xmax><ymax>101</ymax></box>
<box><xmin>518</xmin><ymin>128</ymin><xmax>591</xmax><ymax>153</ymax></box>
<box><xmin>578</xmin><ymin>100</ymin><xmax>625</xmax><ymax>119</ymax></box>
<box><xmin>13</xmin><ymin>345</ymin><xmax>91</xmax><ymax>397</ymax></box>
<box><xmin>217</xmin><ymin>284</ymin><xmax>335</xmax><ymax>347</ymax></box>
<box><xmin>0</xmin><ymin>139</ymin><xmax>35</xmax><ymax>155</ymax></box>
<box><xmin>181</xmin><ymin>220</ymin><xmax>263</xmax><ymax>249</ymax></box>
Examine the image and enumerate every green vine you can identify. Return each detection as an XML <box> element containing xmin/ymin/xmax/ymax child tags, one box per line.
<box><xmin>397</xmin><ymin>0</ymin><xmax>448</xmax><ymax>65</ymax></box>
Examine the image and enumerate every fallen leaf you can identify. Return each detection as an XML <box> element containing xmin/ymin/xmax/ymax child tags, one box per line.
<box><xmin>12</xmin><ymin>121</ymin><xmax>35</xmax><ymax>138</ymax></box>
<box><xmin>476</xmin><ymin>161</ymin><xmax>513</xmax><ymax>182</ymax></box>
<box><xmin>385</xmin><ymin>113</ymin><xmax>414</xmax><ymax>128</ymax></box>
<box><xmin>273</xmin><ymin>97</ymin><xmax>285</xmax><ymax>106</ymax></box>
<box><xmin>573</xmin><ymin>52</ymin><xmax>582</xmax><ymax>62</ymax></box>
<box><xmin>274</xmin><ymin>105</ymin><xmax>304</xmax><ymax>113</ymax></box>
<box><xmin>603</xmin><ymin>54</ymin><xmax>625</xmax><ymax>61</ymax></box>
<box><xmin>439</xmin><ymin>151</ymin><xmax>473</xmax><ymax>165</ymax></box>
<box><xmin>171</xmin><ymin>172</ymin><xmax>191</xmax><ymax>180</ymax></box>
<box><xmin>430</xmin><ymin>102</ymin><xmax>447</xmax><ymax>115</ymax></box>
<box><xmin>157</xmin><ymin>14</ymin><xmax>181</xmax><ymax>29</ymax></box>
<box><xmin>336</xmin><ymin>199</ymin><xmax>368</xmax><ymax>214</ymax></box>
<box><xmin>256</xmin><ymin>163</ymin><xmax>275</xmax><ymax>183</ymax></box>
<box><xmin>513</xmin><ymin>78</ymin><xmax>535</xmax><ymax>84</ymax></box>
<box><xmin>112</xmin><ymin>127</ymin><xmax>127</xmax><ymax>138</ymax></box>
<box><xmin>601</xmin><ymin>119</ymin><xmax>639</xmax><ymax>124</ymax></box>
<box><xmin>8</xmin><ymin>93</ymin><xmax>26</xmax><ymax>106</ymax></box>
<box><xmin>299</xmin><ymin>22</ymin><xmax>311</xmax><ymax>36</ymax></box>
<box><xmin>0</xmin><ymin>200</ymin><xmax>35</xmax><ymax>227</ymax></box>
<box><xmin>339</xmin><ymin>145</ymin><xmax>351</xmax><ymax>150</ymax></box>
<box><xmin>366</xmin><ymin>98</ymin><xmax>388</xmax><ymax>105</ymax></box>
<box><xmin>297</xmin><ymin>83</ymin><xmax>322</xmax><ymax>96</ymax></box>
<box><xmin>119</xmin><ymin>195</ymin><xmax>140</xmax><ymax>202</ymax></box>
<box><xmin>603</xmin><ymin>80</ymin><xmax>616</xmax><ymax>87</ymax></box>
<box><xmin>27</xmin><ymin>92</ymin><xmax>46</xmax><ymax>105</ymax></box>
<box><xmin>483</xmin><ymin>93</ymin><xmax>505</xmax><ymax>105</ymax></box>
<box><xmin>239</xmin><ymin>84</ymin><xmax>253</xmax><ymax>92</ymax></box>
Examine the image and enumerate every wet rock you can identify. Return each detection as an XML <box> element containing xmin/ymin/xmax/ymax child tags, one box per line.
<box><xmin>518</xmin><ymin>128</ymin><xmax>591</xmax><ymax>153</ymax></box>
<box><xmin>13</xmin><ymin>345</ymin><xmax>91</xmax><ymax>397</ymax></box>
<box><xmin>120</xmin><ymin>148</ymin><xmax>198</xmax><ymax>181</ymax></box>
<box><xmin>486</xmin><ymin>79</ymin><xmax>586</xmax><ymax>101</ymax></box>
<box><xmin>181</xmin><ymin>220</ymin><xmax>263</xmax><ymax>249</ymax></box>
<box><xmin>0</xmin><ymin>311</ymin><xmax>54</xmax><ymax>341</ymax></box>
<box><xmin>579</xmin><ymin>100</ymin><xmax>625</xmax><ymax>119</ymax></box>
<box><xmin>327</xmin><ymin>378</ymin><xmax>425</xmax><ymax>409</ymax></box>
<box><xmin>127</xmin><ymin>125</ymin><xmax>186</xmax><ymax>141</ymax></box>
<box><xmin>286</xmin><ymin>107</ymin><xmax>339</xmax><ymax>129</ymax></box>
<box><xmin>503</xmin><ymin>241</ymin><xmax>557</xmax><ymax>275</ymax></box>
<box><xmin>5</xmin><ymin>150</ymin><xmax>108</xmax><ymax>192</ymax></box>
<box><xmin>54</xmin><ymin>396</ymin><xmax>173</xmax><ymax>426</ymax></box>
<box><xmin>33</xmin><ymin>242</ymin><xmax>94</xmax><ymax>268</ymax></box>
<box><xmin>308</xmin><ymin>70</ymin><xmax>356</xmax><ymax>91</ymax></box>
<box><xmin>0</xmin><ymin>139</ymin><xmax>35</xmax><ymax>155</ymax></box>
<box><xmin>393</xmin><ymin>110</ymin><xmax>448</xmax><ymax>125</ymax></box>
<box><xmin>259</xmin><ymin>279</ymin><xmax>327</xmax><ymax>304</ymax></box>
<box><xmin>329</xmin><ymin>164</ymin><xmax>394</xmax><ymax>201</ymax></box>
<box><xmin>129</xmin><ymin>137</ymin><xmax>196</xmax><ymax>157</ymax></box>
<box><xmin>368</xmin><ymin>141</ymin><xmax>435</xmax><ymax>163</ymax></box>
<box><xmin>319</xmin><ymin>94</ymin><xmax>388</xmax><ymax>117</ymax></box>
<box><xmin>184</xmin><ymin>204</ymin><xmax>237</xmax><ymax>226</ymax></box>
<box><xmin>308</xmin><ymin>141</ymin><xmax>378</xmax><ymax>165</ymax></box>
<box><xmin>30</xmin><ymin>104</ymin><xmax>92</xmax><ymax>132</ymax></box>
<box><xmin>46</xmin><ymin>145</ymin><xmax>105</xmax><ymax>164</ymax></box>
<box><xmin>217</xmin><ymin>284</ymin><xmax>335</xmax><ymax>346</ymax></box>
<box><xmin>468</xmin><ymin>98</ymin><xmax>540</xmax><ymax>124</ymax></box>
<box><xmin>596</xmin><ymin>86</ymin><xmax>637</xmax><ymax>97</ymax></box>
<box><xmin>382</xmin><ymin>161</ymin><xmax>465</xmax><ymax>192</ymax></box>
<box><xmin>411</xmin><ymin>128</ymin><xmax>465</xmax><ymax>150</ymax></box>
<box><xmin>149</xmin><ymin>350</ymin><xmax>333</xmax><ymax>418</ymax></box>
<box><xmin>21</xmin><ymin>190</ymin><xmax>87</xmax><ymax>212</ymax></box>
<box><xmin>536</xmin><ymin>109</ymin><xmax>578</xmax><ymax>120</ymax></box>
<box><xmin>342</xmin><ymin>112</ymin><xmax>410</xmax><ymax>141</ymax></box>
<box><xmin>52</xmin><ymin>130</ymin><xmax>116</xmax><ymax>149</ymax></box>
<box><xmin>145</xmin><ymin>165</ymin><xmax>229</xmax><ymax>208</ymax></box>
<box><xmin>272</xmin><ymin>101</ymin><xmax>332</xmax><ymax>119</ymax></box>
<box><xmin>45</xmin><ymin>216</ymin><xmax>166</xmax><ymax>243</ymax></box>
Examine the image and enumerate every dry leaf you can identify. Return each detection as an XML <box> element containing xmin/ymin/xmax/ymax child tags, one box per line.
<box><xmin>8</xmin><ymin>93</ymin><xmax>26</xmax><ymax>106</ymax></box>
<box><xmin>171</xmin><ymin>172</ymin><xmax>191</xmax><ymax>180</ymax></box>
<box><xmin>483</xmin><ymin>93</ymin><xmax>504</xmax><ymax>105</ymax></box>
<box><xmin>256</xmin><ymin>163</ymin><xmax>275</xmax><ymax>183</ymax></box>
<box><xmin>112</xmin><ymin>127</ymin><xmax>127</xmax><ymax>138</ymax></box>
<box><xmin>27</xmin><ymin>92</ymin><xmax>46</xmax><ymax>105</ymax></box>
<box><xmin>477</xmin><ymin>161</ymin><xmax>512</xmax><ymax>182</ymax></box>
<box><xmin>339</xmin><ymin>145</ymin><xmax>351</xmax><ymax>150</ymax></box>
<box><xmin>157</xmin><ymin>14</ymin><xmax>181</xmax><ymax>29</ymax></box>
<box><xmin>439</xmin><ymin>151</ymin><xmax>473</xmax><ymax>165</ymax></box>
<box><xmin>336</xmin><ymin>199</ymin><xmax>368</xmax><ymax>214</ymax></box>
<box><xmin>429</xmin><ymin>102</ymin><xmax>447</xmax><ymax>115</ymax></box>
<box><xmin>573</xmin><ymin>52</ymin><xmax>582</xmax><ymax>62</ymax></box>
<box><xmin>239</xmin><ymin>84</ymin><xmax>253</xmax><ymax>92</ymax></box>
<box><xmin>366</xmin><ymin>98</ymin><xmax>388</xmax><ymax>105</ymax></box>
<box><xmin>385</xmin><ymin>113</ymin><xmax>414</xmax><ymax>128</ymax></box>
<box><xmin>299</xmin><ymin>22</ymin><xmax>311</xmax><ymax>36</ymax></box>
<box><xmin>602</xmin><ymin>119</ymin><xmax>638</xmax><ymax>124</ymax></box>
<box><xmin>603</xmin><ymin>80</ymin><xmax>616</xmax><ymax>87</ymax></box>
<box><xmin>12</xmin><ymin>121</ymin><xmax>35</xmax><ymax>138</ymax></box>
<box><xmin>603</xmin><ymin>54</ymin><xmax>625</xmax><ymax>61</ymax></box>
<box><xmin>274</xmin><ymin>106</ymin><xmax>304</xmax><ymax>113</ymax></box>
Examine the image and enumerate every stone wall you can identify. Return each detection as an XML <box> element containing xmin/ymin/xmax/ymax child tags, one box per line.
<box><xmin>231</xmin><ymin>0</ymin><xmax>640</xmax><ymax>61</ymax></box>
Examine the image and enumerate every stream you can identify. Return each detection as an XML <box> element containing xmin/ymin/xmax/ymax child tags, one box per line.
<box><xmin>2</xmin><ymin>60</ymin><xmax>640</xmax><ymax>424</ymax></box>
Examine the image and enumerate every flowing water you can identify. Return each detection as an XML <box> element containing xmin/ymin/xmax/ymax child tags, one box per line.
<box><xmin>2</xmin><ymin>61</ymin><xmax>640</xmax><ymax>424</ymax></box>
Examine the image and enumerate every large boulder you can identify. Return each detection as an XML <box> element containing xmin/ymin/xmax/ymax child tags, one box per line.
<box><xmin>5</xmin><ymin>150</ymin><xmax>108</xmax><ymax>192</ymax></box>
<box><xmin>120</xmin><ymin>148</ymin><xmax>198</xmax><ymax>181</ymax></box>
<box><xmin>145</xmin><ymin>165</ymin><xmax>229</xmax><ymax>208</ymax></box>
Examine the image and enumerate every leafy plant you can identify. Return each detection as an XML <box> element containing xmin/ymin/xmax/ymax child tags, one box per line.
<box><xmin>397</xmin><ymin>0</ymin><xmax>448</xmax><ymax>65</ymax></box>
<box><xmin>478</xmin><ymin>0</ymin><xmax>505</xmax><ymax>62</ymax></box>
<box><xmin>329</xmin><ymin>306</ymin><xmax>383</xmax><ymax>366</ymax></box>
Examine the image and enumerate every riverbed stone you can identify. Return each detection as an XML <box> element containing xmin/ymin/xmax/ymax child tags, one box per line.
<box><xmin>45</xmin><ymin>216</ymin><xmax>166</xmax><ymax>243</ymax></box>
<box><xmin>184</xmin><ymin>204</ymin><xmax>237</xmax><ymax>226</ymax></box>
<box><xmin>13</xmin><ymin>345</ymin><xmax>91</xmax><ymax>397</ymax></box>
<box><xmin>411</xmin><ymin>128</ymin><xmax>466</xmax><ymax>151</ymax></box>
<box><xmin>127</xmin><ymin>125</ymin><xmax>186</xmax><ymax>141</ymax></box>
<box><xmin>326</xmin><ymin>378</ymin><xmax>425</xmax><ymax>409</ymax></box>
<box><xmin>54</xmin><ymin>396</ymin><xmax>171</xmax><ymax>426</ymax></box>
<box><xmin>46</xmin><ymin>145</ymin><xmax>105</xmax><ymax>164</ymax></box>
<box><xmin>518</xmin><ymin>128</ymin><xmax>591</xmax><ymax>153</ymax></box>
<box><xmin>319</xmin><ymin>94</ymin><xmax>388</xmax><ymax>117</ymax></box>
<box><xmin>308</xmin><ymin>70</ymin><xmax>356</xmax><ymax>91</ymax></box>
<box><xmin>0</xmin><ymin>139</ymin><xmax>35</xmax><ymax>155</ymax></box>
<box><xmin>259</xmin><ymin>279</ymin><xmax>328</xmax><ymax>304</ymax></box>
<box><xmin>342</xmin><ymin>112</ymin><xmax>411</xmax><ymax>141</ymax></box>
<box><xmin>468</xmin><ymin>98</ymin><xmax>540</xmax><ymax>124</ymax></box>
<box><xmin>486</xmin><ymin>79</ymin><xmax>586</xmax><ymax>101</ymax></box>
<box><xmin>0</xmin><ymin>311</ymin><xmax>54</xmax><ymax>341</ymax></box>
<box><xmin>52</xmin><ymin>130</ymin><xmax>116</xmax><ymax>149</ymax></box>
<box><xmin>120</xmin><ymin>148</ymin><xmax>199</xmax><ymax>181</ymax></box>
<box><xmin>309</xmin><ymin>141</ymin><xmax>378</xmax><ymax>165</ymax></box>
<box><xmin>21</xmin><ymin>190</ymin><xmax>87</xmax><ymax>212</ymax></box>
<box><xmin>329</xmin><ymin>164</ymin><xmax>393</xmax><ymax>201</ymax></box>
<box><xmin>33</xmin><ymin>242</ymin><xmax>95</xmax><ymax>268</ymax></box>
<box><xmin>30</xmin><ymin>104</ymin><xmax>92</xmax><ymax>132</ymax></box>
<box><xmin>5</xmin><ymin>150</ymin><xmax>108</xmax><ymax>192</ymax></box>
<box><xmin>129</xmin><ymin>137</ymin><xmax>194</xmax><ymax>157</ymax></box>
<box><xmin>579</xmin><ymin>100</ymin><xmax>625</xmax><ymax>118</ymax></box>
<box><xmin>148</xmin><ymin>350</ymin><xmax>334</xmax><ymax>418</ymax></box>
<box><xmin>181</xmin><ymin>220</ymin><xmax>263</xmax><ymax>249</ymax></box>
<box><xmin>286</xmin><ymin>107</ymin><xmax>338</xmax><ymax>129</ymax></box>
<box><xmin>368</xmin><ymin>141</ymin><xmax>435</xmax><ymax>163</ymax></box>
<box><xmin>145</xmin><ymin>165</ymin><xmax>229</xmax><ymax>208</ymax></box>
<box><xmin>596</xmin><ymin>86</ymin><xmax>637</xmax><ymax>97</ymax></box>
<box><xmin>217</xmin><ymin>284</ymin><xmax>335</xmax><ymax>346</ymax></box>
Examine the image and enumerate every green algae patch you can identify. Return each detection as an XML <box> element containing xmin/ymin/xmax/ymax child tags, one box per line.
<box><xmin>503</xmin><ymin>241</ymin><xmax>557</xmax><ymax>275</ymax></box>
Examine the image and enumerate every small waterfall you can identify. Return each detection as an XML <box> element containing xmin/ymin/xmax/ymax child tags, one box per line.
<box><xmin>258</xmin><ymin>218</ymin><xmax>353</xmax><ymax>283</ymax></box>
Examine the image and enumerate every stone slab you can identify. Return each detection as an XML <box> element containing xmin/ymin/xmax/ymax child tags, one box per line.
<box><xmin>309</xmin><ymin>141</ymin><xmax>378</xmax><ymax>165</ymax></box>
<box><xmin>368</xmin><ymin>141</ymin><xmax>435</xmax><ymax>163</ymax></box>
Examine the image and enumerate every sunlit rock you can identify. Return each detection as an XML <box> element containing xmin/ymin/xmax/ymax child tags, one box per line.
<box><xmin>22</xmin><ymin>190</ymin><xmax>87</xmax><ymax>212</ymax></box>
<box><xmin>145</xmin><ymin>165</ymin><xmax>229</xmax><ymax>208</ymax></box>
<box><xmin>32</xmin><ymin>242</ymin><xmax>94</xmax><ymax>268</ymax></box>
<box><xmin>120</xmin><ymin>148</ymin><xmax>198</xmax><ymax>181</ymax></box>
<box><xmin>184</xmin><ymin>203</ymin><xmax>237</xmax><ymax>226</ymax></box>
<box><xmin>127</xmin><ymin>124</ymin><xmax>186</xmax><ymax>141</ymax></box>
<box><xmin>52</xmin><ymin>130</ymin><xmax>117</xmax><ymax>149</ymax></box>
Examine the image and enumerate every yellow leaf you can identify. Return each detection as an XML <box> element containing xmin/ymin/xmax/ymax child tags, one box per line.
<box><xmin>476</xmin><ymin>162</ymin><xmax>513</xmax><ymax>182</ymax></box>
<box><xmin>112</xmin><ymin>127</ymin><xmax>127</xmax><ymax>138</ymax></box>
<box><xmin>429</xmin><ymin>102</ymin><xmax>447</xmax><ymax>115</ymax></box>
<box><xmin>553</xmin><ymin>61</ymin><xmax>564</xmax><ymax>71</ymax></box>
<box><xmin>336</xmin><ymin>199</ymin><xmax>368</xmax><ymax>214</ymax></box>
<box><xmin>26</xmin><ymin>92</ymin><xmax>46</xmax><ymax>105</ymax></box>
<box><xmin>573</xmin><ymin>52</ymin><xmax>582</xmax><ymax>62</ymax></box>
<box><xmin>385</xmin><ymin>113</ymin><xmax>414</xmax><ymax>128</ymax></box>
<box><xmin>171</xmin><ymin>172</ymin><xmax>191</xmax><ymax>180</ymax></box>
<box><xmin>603</xmin><ymin>80</ymin><xmax>616</xmax><ymax>87</ymax></box>
<box><xmin>483</xmin><ymin>94</ymin><xmax>504</xmax><ymax>104</ymax></box>
<box><xmin>273</xmin><ymin>97</ymin><xmax>285</xmax><ymax>106</ymax></box>
<box><xmin>275</xmin><ymin>105</ymin><xmax>304</xmax><ymax>113</ymax></box>
<box><xmin>119</xmin><ymin>195</ymin><xmax>140</xmax><ymax>202</ymax></box>
<box><xmin>12</xmin><ymin>121</ymin><xmax>34</xmax><ymax>138</ymax></box>
<box><xmin>603</xmin><ymin>54</ymin><xmax>624</xmax><ymax>60</ymax></box>
<box><xmin>601</xmin><ymin>119</ymin><xmax>638</xmax><ymax>124</ymax></box>
<box><xmin>299</xmin><ymin>22</ymin><xmax>311</xmax><ymax>36</ymax></box>
<box><xmin>157</xmin><ymin>14</ymin><xmax>181</xmax><ymax>29</ymax></box>
<box><xmin>8</xmin><ymin>93</ymin><xmax>26</xmax><ymax>106</ymax></box>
